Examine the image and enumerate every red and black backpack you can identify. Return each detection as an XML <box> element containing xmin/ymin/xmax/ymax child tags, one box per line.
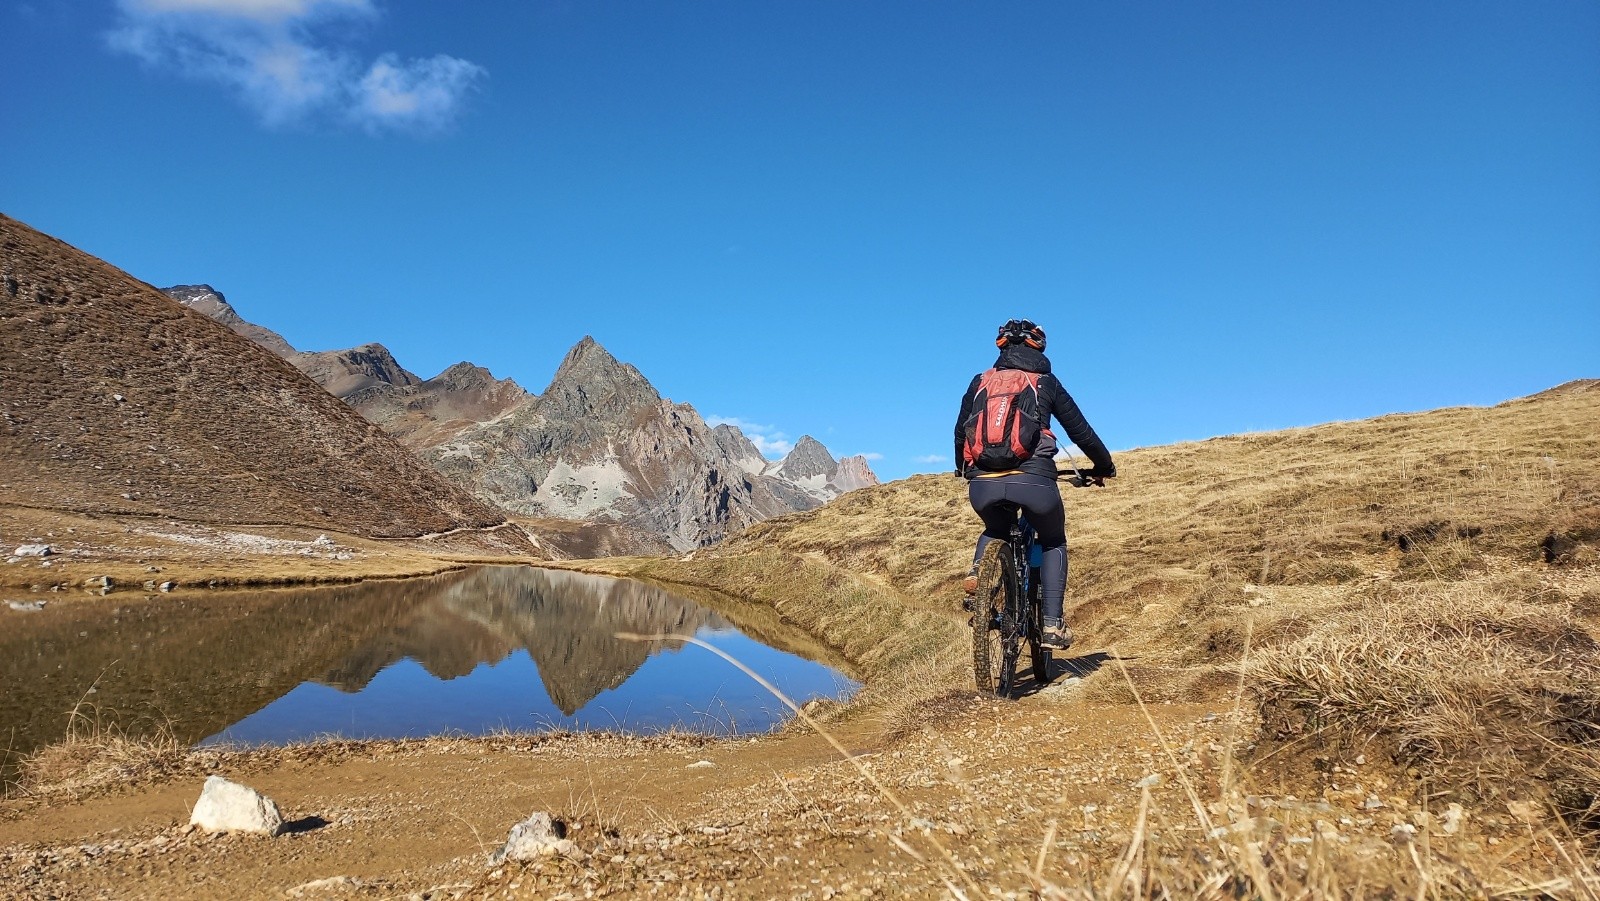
<box><xmin>961</xmin><ymin>369</ymin><xmax>1044</xmax><ymax>472</ymax></box>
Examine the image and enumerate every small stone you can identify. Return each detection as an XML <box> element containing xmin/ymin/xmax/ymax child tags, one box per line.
<box><xmin>143</xmin><ymin>581</ymin><xmax>157</xmax><ymax>591</ymax></box>
<box><xmin>1134</xmin><ymin>773</ymin><xmax>1161</xmax><ymax>789</ymax></box>
<box><xmin>489</xmin><ymin>812</ymin><xmax>579</xmax><ymax>864</ymax></box>
<box><xmin>1363</xmin><ymin>794</ymin><xmax>1383</xmax><ymax>810</ymax></box>
<box><xmin>82</xmin><ymin>575</ymin><xmax>113</xmax><ymax>591</ymax></box>
<box><xmin>312</xmin><ymin>535</ymin><xmax>334</xmax><ymax>547</ymax></box>
<box><xmin>112</xmin><ymin>394</ymin><xmax>125</xmax><ymax>403</ymax></box>
<box><xmin>1391</xmin><ymin>823</ymin><xmax>1417</xmax><ymax>841</ymax></box>
<box><xmin>6</xmin><ymin>600</ymin><xmax>46</xmax><ymax>612</ymax></box>
<box><xmin>686</xmin><ymin>760</ymin><xmax>715</xmax><ymax>769</ymax></box>
<box><xmin>1505</xmin><ymin>800</ymin><xmax>1540</xmax><ymax>824</ymax></box>
<box><xmin>145</xmin><ymin>565</ymin><xmax>161</xmax><ymax>573</ymax></box>
<box><xmin>286</xmin><ymin>876</ymin><xmax>362</xmax><ymax>897</ymax></box>
<box><xmin>1440</xmin><ymin>803</ymin><xmax>1465</xmax><ymax>836</ymax></box>
<box><xmin>189</xmin><ymin>775</ymin><xmax>284</xmax><ymax>835</ymax></box>
<box><xmin>159</xmin><ymin>581</ymin><xmax>176</xmax><ymax>592</ymax></box>
<box><xmin>1354</xmin><ymin>755</ymin><xmax>1367</xmax><ymax>766</ymax></box>
<box><xmin>13</xmin><ymin>544</ymin><xmax>53</xmax><ymax>558</ymax></box>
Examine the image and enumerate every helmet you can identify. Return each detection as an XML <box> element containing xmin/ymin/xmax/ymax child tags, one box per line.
<box><xmin>995</xmin><ymin>319</ymin><xmax>1046</xmax><ymax>351</ymax></box>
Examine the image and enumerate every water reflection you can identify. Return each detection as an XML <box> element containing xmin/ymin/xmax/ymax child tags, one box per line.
<box><xmin>0</xmin><ymin>567</ymin><xmax>856</xmax><ymax>775</ymax></box>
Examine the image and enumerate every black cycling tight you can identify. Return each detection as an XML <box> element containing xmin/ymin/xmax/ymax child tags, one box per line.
<box><xmin>969</xmin><ymin>472</ymin><xmax>1068</xmax><ymax>622</ymax></box>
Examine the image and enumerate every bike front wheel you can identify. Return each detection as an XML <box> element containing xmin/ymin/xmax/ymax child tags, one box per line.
<box><xmin>972</xmin><ymin>540</ymin><xmax>1020</xmax><ymax>697</ymax></box>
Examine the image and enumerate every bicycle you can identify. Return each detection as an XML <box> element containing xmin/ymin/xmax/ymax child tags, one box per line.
<box><xmin>971</xmin><ymin>467</ymin><xmax>1102</xmax><ymax>697</ymax></box>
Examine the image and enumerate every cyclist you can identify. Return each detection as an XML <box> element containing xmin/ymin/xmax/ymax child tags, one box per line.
<box><xmin>955</xmin><ymin>319</ymin><xmax>1115</xmax><ymax>650</ymax></box>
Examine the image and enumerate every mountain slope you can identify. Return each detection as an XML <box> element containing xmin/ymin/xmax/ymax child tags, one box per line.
<box><xmin>0</xmin><ymin>214</ymin><xmax>508</xmax><ymax>539</ymax></box>
<box><xmin>163</xmin><ymin>286</ymin><xmax>531</xmax><ymax>450</ymax></box>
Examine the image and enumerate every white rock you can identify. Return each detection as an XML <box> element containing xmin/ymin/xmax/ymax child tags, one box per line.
<box><xmin>189</xmin><ymin>775</ymin><xmax>284</xmax><ymax>835</ymax></box>
<box><xmin>1134</xmin><ymin>773</ymin><xmax>1162</xmax><ymax>789</ymax></box>
<box><xmin>488</xmin><ymin>811</ymin><xmax>578</xmax><ymax>864</ymax></box>
<box><xmin>312</xmin><ymin>535</ymin><xmax>334</xmax><ymax>547</ymax></box>
<box><xmin>1440</xmin><ymin>802</ymin><xmax>1465</xmax><ymax>836</ymax></box>
<box><xmin>7</xmin><ymin>600</ymin><xmax>46</xmax><ymax>612</ymax></box>
<box><xmin>686</xmin><ymin>760</ymin><xmax>715</xmax><ymax>769</ymax></box>
<box><xmin>287</xmin><ymin>876</ymin><xmax>362</xmax><ymax>897</ymax></box>
<box><xmin>13</xmin><ymin>544</ymin><xmax>53</xmax><ymax>558</ymax></box>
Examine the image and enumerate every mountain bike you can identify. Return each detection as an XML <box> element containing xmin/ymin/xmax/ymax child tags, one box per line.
<box><xmin>971</xmin><ymin>468</ymin><xmax>1102</xmax><ymax>697</ymax></box>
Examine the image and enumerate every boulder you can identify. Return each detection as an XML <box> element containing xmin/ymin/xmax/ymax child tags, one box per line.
<box><xmin>13</xmin><ymin>544</ymin><xmax>53</xmax><ymax>557</ymax></box>
<box><xmin>488</xmin><ymin>811</ymin><xmax>579</xmax><ymax>864</ymax></box>
<box><xmin>188</xmin><ymin>775</ymin><xmax>284</xmax><ymax>835</ymax></box>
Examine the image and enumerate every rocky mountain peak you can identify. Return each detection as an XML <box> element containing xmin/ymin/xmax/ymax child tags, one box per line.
<box><xmin>541</xmin><ymin>337</ymin><xmax>660</xmax><ymax>418</ymax></box>
<box><xmin>429</xmin><ymin>361</ymin><xmax>523</xmax><ymax>396</ymax></box>
<box><xmin>161</xmin><ymin>284</ymin><xmax>297</xmax><ymax>358</ymax></box>
<box><xmin>772</xmin><ymin>435</ymin><xmax>838</xmax><ymax>482</ymax></box>
<box><xmin>711</xmin><ymin>423</ymin><xmax>768</xmax><ymax>475</ymax></box>
<box><xmin>830</xmin><ymin>455</ymin><xmax>881</xmax><ymax>493</ymax></box>
<box><xmin>293</xmin><ymin>343</ymin><xmax>423</xmax><ymax>399</ymax></box>
<box><xmin>164</xmin><ymin>284</ymin><xmax>239</xmax><ymax>324</ymax></box>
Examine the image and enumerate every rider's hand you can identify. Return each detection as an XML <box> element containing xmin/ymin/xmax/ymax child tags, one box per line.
<box><xmin>1083</xmin><ymin>465</ymin><xmax>1114</xmax><ymax>486</ymax></box>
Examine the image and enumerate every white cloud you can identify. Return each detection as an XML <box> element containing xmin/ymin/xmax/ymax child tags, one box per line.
<box><xmin>353</xmin><ymin>53</ymin><xmax>485</xmax><ymax>133</ymax></box>
<box><xmin>108</xmin><ymin>0</ymin><xmax>484</xmax><ymax>133</ymax></box>
<box><xmin>913</xmin><ymin>453</ymin><xmax>948</xmax><ymax>464</ymax></box>
<box><xmin>125</xmin><ymin>0</ymin><xmax>370</xmax><ymax>21</ymax></box>
<box><xmin>706</xmin><ymin>416</ymin><xmax>794</xmax><ymax>459</ymax></box>
<box><xmin>857</xmin><ymin>452</ymin><xmax>884</xmax><ymax>461</ymax></box>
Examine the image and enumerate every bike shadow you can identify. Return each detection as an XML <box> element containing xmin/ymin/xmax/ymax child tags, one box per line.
<box><xmin>1013</xmin><ymin>651</ymin><xmax>1118</xmax><ymax>699</ymax></box>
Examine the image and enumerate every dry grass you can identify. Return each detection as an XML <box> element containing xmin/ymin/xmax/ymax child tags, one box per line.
<box><xmin>10</xmin><ymin>694</ymin><xmax>186</xmax><ymax>802</ymax></box>
<box><xmin>1250</xmin><ymin>578</ymin><xmax>1600</xmax><ymax>826</ymax></box>
<box><xmin>707</xmin><ymin>380</ymin><xmax>1600</xmax><ymax>739</ymax></box>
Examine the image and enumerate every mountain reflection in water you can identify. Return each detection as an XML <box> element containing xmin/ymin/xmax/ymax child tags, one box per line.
<box><xmin>316</xmin><ymin>567</ymin><xmax>730</xmax><ymax>714</ymax></box>
<box><xmin>0</xmin><ymin>567</ymin><xmax>856</xmax><ymax>770</ymax></box>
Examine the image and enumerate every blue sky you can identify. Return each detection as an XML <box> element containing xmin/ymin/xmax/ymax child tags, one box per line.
<box><xmin>4</xmin><ymin>1</ymin><xmax>1596</xmax><ymax>481</ymax></box>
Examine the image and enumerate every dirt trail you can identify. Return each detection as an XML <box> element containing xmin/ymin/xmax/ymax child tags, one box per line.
<box><xmin>3</xmin><ymin>683</ymin><xmax>1436</xmax><ymax>901</ymax></box>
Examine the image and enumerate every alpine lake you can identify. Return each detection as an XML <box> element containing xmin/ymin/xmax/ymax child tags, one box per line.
<box><xmin>0</xmin><ymin>566</ymin><xmax>858</xmax><ymax>785</ymax></box>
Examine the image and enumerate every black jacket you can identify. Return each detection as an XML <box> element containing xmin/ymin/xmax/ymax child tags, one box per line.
<box><xmin>954</xmin><ymin>345</ymin><xmax>1116</xmax><ymax>479</ymax></box>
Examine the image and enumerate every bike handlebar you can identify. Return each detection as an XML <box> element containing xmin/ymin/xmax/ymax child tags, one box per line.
<box><xmin>1057</xmin><ymin>467</ymin><xmax>1108</xmax><ymax>488</ymax></box>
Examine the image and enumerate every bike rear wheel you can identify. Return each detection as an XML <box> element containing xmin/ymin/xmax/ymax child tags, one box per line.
<box><xmin>972</xmin><ymin>540</ymin><xmax>1021</xmax><ymax>697</ymax></box>
<box><xmin>1028</xmin><ymin>584</ymin><xmax>1054</xmax><ymax>686</ymax></box>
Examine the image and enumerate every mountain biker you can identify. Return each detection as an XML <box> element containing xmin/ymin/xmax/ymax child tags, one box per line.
<box><xmin>955</xmin><ymin>319</ymin><xmax>1116</xmax><ymax>650</ymax></box>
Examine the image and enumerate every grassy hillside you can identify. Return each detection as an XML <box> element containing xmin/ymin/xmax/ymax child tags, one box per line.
<box><xmin>0</xmin><ymin>213</ymin><xmax>509</xmax><ymax>540</ymax></box>
<box><xmin>602</xmin><ymin>382</ymin><xmax>1600</xmax><ymax>829</ymax></box>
